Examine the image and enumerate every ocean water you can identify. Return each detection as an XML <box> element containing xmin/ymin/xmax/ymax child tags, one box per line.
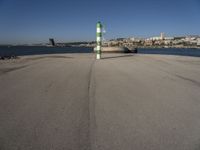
<box><xmin>0</xmin><ymin>46</ymin><xmax>93</xmax><ymax>56</ymax></box>
<box><xmin>138</xmin><ymin>48</ymin><xmax>200</xmax><ymax>57</ymax></box>
<box><xmin>0</xmin><ymin>46</ymin><xmax>200</xmax><ymax>57</ymax></box>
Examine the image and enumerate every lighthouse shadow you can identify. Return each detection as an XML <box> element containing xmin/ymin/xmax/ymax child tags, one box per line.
<box><xmin>101</xmin><ymin>54</ymin><xmax>134</xmax><ymax>59</ymax></box>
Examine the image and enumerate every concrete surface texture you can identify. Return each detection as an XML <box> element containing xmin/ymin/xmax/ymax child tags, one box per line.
<box><xmin>0</xmin><ymin>53</ymin><xmax>200</xmax><ymax>150</ymax></box>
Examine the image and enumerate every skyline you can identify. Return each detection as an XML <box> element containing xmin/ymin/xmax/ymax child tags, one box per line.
<box><xmin>0</xmin><ymin>0</ymin><xmax>200</xmax><ymax>44</ymax></box>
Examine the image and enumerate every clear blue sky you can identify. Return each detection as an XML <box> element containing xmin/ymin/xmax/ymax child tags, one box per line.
<box><xmin>0</xmin><ymin>0</ymin><xmax>200</xmax><ymax>44</ymax></box>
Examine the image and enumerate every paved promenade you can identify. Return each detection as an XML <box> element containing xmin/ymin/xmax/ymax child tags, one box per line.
<box><xmin>0</xmin><ymin>53</ymin><xmax>200</xmax><ymax>150</ymax></box>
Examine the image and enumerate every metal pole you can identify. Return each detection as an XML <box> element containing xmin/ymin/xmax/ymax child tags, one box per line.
<box><xmin>96</xmin><ymin>21</ymin><xmax>102</xmax><ymax>59</ymax></box>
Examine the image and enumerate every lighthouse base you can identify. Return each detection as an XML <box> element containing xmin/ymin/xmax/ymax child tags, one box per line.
<box><xmin>96</xmin><ymin>54</ymin><xmax>101</xmax><ymax>60</ymax></box>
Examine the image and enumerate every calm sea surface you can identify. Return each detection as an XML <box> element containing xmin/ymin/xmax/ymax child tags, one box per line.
<box><xmin>0</xmin><ymin>46</ymin><xmax>200</xmax><ymax>57</ymax></box>
<box><xmin>0</xmin><ymin>46</ymin><xmax>93</xmax><ymax>56</ymax></box>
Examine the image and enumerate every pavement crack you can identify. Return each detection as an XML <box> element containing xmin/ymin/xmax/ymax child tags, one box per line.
<box><xmin>174</xmin><ymin>74</ymin><xmax>200</xmax><ymax>87</ymax></box>
<box><xmin>88</xmin><ymin>59</ymin><xmax>97</xmax><ymax>150</ymax></box>
<box><xmin>0</xmin><ymin>65</ymin><xmax>28</xmax><ymax>75</ymax></box>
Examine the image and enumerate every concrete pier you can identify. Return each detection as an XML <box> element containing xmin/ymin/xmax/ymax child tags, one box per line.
<box><xmin>0</xmin><ymin>53</ymin><xmax>200</xmax><ymax>150</ymax></box>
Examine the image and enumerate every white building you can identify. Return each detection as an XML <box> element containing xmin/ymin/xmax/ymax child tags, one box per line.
<box><xmin>161</xmin><ymin>32</ymin><xmax>165</xmax><ymax>40</ymax></box>
<box><xmin>172</xmin><ymin>39</ymin><xmax>183</xmax><ymax>45</ymax></box>
<box><xmin>197</xmin><ymin>38</ymin><xmax>200</xmax><ymax>46</ymax></box>
<box><xmin>130</xmin><ymin>37</ymin><xmax>144</xmax><ymax>42</ymax></box>
<box><xmin>149</xmin><ymin>37</ymin><xmax>160</xmax><ymax>41</ymax></box>
<box><xmin>184</xmin><ymin>36</ymin><xmax>196</xmax><ymax>42</ymax></box>
<box><xmin>165</xmin><ymin>37</ymin><xmax>174</xmax><ymax>40</ymax></box>
<box><xmin>149</xmin><ymin>33</ymin><xmax>165</xmax><ymax>41</ymax></box>
<box><xmin>164</xmin><ymin>40</ymin><xmax>171</xmax><ymax>45</ymax></box>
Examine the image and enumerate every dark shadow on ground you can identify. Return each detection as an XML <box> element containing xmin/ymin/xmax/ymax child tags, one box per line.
<box><xmin>0</xmin><ymin>65</ymin><xmax>28</xmax><ymax>75</ymax></box>
<box><xmin>101</xmin><ymin>54</ymin><xmax>134</xmax><ymax>59</ymax></box>
<box><xmin>25</xmin><ymin>55</ymin><xmax>73</xmax><ymax>61</ymax></box>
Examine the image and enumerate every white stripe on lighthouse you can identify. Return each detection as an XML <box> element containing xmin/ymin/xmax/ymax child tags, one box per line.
<box><xmin>96</xmin><ymin>45</ymin><xmax>101</xmax><ymax>50</ymax></box>
<box><xmin>96</xmin><ymin>37</ymin><xmax>101</xmax><ymax>42</ymax></box>
<box><xmin>97</xmin><ymin>28</ymin><xmax>101</xmax><ymax>33</ymax></box>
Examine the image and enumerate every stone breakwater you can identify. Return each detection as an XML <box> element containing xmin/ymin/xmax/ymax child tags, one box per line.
<box><xmin>94</xmin><ymin>46</ymin><xmax>137</xmax><ymax>53</ymax></box>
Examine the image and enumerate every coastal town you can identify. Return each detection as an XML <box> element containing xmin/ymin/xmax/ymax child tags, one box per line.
<box><xmin>2</xmin><ymin>33</ymin><xmax>200</xmax><ymax>49</ymax></box>
<box><xmin>34</xmin><ymin>34</ymin><xmax>200</xmax><ymax>49</ymax></box>
<box><xmin>79</xmin><ymin>33</ymin><xmax>200</xmax><ymax>49</ymax></box>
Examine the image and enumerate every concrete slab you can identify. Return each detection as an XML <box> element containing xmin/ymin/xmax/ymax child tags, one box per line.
<box><xmin>0</xmin><ymin>53</ymin><xmax>200</xmax><ymax>150</ymax></box>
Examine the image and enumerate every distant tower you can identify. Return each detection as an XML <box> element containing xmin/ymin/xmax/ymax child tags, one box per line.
<box><xmin>49</xmin><ymin>38</ymin><xmax>55</xmax><ymax>46</ymax></box>
<box><xmin>160</xmin><ymin>33</ymin><xmax>165</xmax><ymax>40</ymax></box>
<box><xmin>96</xmin><ymin>21</ymin><xmax>103</xmax><ymax>60</ymax></box>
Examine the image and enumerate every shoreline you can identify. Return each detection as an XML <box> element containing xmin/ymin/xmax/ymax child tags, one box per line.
<box><xmin>1</xmin><ymin>47</ymin><xmax>200</xmax><ymax>59</ymax></box>
<box><xmin>0</xmin><ymin>45</ymin><xmax>200</xmax><ymax>49</ymax></box>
